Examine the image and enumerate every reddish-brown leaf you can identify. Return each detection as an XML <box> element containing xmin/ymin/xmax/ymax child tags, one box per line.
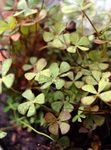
<box><xmin>45</xmin><ymin>112</ymin><xmax>57</xmax><ymax>123</ymax></box>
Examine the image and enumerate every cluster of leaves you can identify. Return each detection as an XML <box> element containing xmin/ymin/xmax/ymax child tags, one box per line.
<box><xmin>1</xmin><ymin>0</ymin><xmax>111</xmax><ymax>148</ymax></box>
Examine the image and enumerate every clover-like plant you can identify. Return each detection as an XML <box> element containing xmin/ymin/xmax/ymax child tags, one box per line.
<box><xmin>43</xmin><ymin>28</ymin><xmax>90</xmax><ymax>52</ymax></box>
<box><xmin>37</xmin><ymin>61</ymin><xmax>71</xmax><ymax>89</ymax></box>
<box><xmin>18</xmin><ymin>89</ymin><xmax>45</xmax><ymax>117</ymax></box>
<box><xmin>0</xmin><ymin>59</ymin><xmax>15</xmax><ymax>94</ymax></box>
<box><xmin>43</xmin><ymin>23</ymin><xmax>68</xmax><ymax>49</ymax></box>
<box><xmin>67</xmin><ymin>32</ymin><xmax>90</xmax><ymax>53</ymax></box>
<box><xmin>87</xmin><ymin>50</ymin><xmax>109</xmax><ymax>71</ymax></box>
<box><xmin>24</xmin><ymin>58</ymin><xmax>50</xmax><ymax>81</ymax></box>
<box><xmin>51</xmin><ymin>91</ymin><xmax>74</xmax><ymax>113</ymax></box>
<box><xmin>45</xmin><ymin>111</ymin><xmax>71</xmax><ymax>135</ymax></box>
<box><xmin>72</xmin><ymin>106</ymin><xmax>86</xmax><ymax>122</ymax></box>
<box><xmin>61</xmin><ymin>0</ymin><xmax>93</xmax><ymax>14</ymax></box>
<box><xmin>81</xmin><ymin>71</ymin><xmax>111</xmax><ymax>105</ymax></box>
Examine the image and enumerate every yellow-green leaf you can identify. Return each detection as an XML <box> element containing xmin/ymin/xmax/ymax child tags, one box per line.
<box><xmin>98</xmin><ymin>78</ymin><xmax>109</xmax><ymax>93</ymax></box>
<box><xmin>22</xmin><ymin>89</ymin><xmax>35</xmax><ymax>100</ymax></box>
<box><xmin>99</xmin><ymin>91</ymin><xmax>111</xmax><ymax>102</ymax></box>
<box><xmin>2</xmin><ymin>74</ymin><xmax>14</xmax><ymax>88</ymax></box>
<box><xmin>81</xmin><ymin>96</ymin><xmax>96</xmax><ymax>105</ymax></box>
<box><xmin>34</xmin><ymin>93</ymin><xmax>45</xmax><ymax>104</ymax></box>
<box><xmin>18</xmin><ymin>102</ymin><xmax>30</xmax><ymax>115</ymax></box>
<box><xmin>82</xmin><ymin>84</ymin><xmax>97</xmax><ymax>94</ymax></box>
<box><xmin>27</xmin><ymin>104</ymin><xmax>36</xmax><ymax>117</ymax></box>
<box><xmin>25</xmin><ymin>72</ymin><xmax>36</xmax><ymax>80</ymax></box>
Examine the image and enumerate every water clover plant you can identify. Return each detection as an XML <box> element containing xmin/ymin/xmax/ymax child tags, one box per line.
<box><xmin>24</xmin><ymin>58</ymin><xmax>50</xmax><ymax>81</ymax></box>
<box><xmin>18</xmin><ymin>89</ymin><xmax>45</xmax><ymax>117</ymax></box>
<box><xmin>81</xmin><ymin>71</ymin><xmax>111</xmax><ymax>105</ymax></box>
<box><xmin>67</xmin><ymin>32</ymin><xmax>90</xmax><ymax>53</ymax></box>
<box><xmin>72</xmin><ymin>106</ymin><xmax>86</xmax><ymax>122</ymax></box>
<box><xmin>37</xmin><ymin>61</ymin><xmax>71</xmax><ymax>89</ymax></box>
<box><xmin>45</xmin><ymin>111</ymin><xmax>71</xmax><ymax>135</ymax></box>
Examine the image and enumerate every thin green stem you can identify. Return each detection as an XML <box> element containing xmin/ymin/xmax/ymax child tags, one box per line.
<box><xmin>20</xmin><ymin>120</ymin><xmax>54</xmax><ymax>141</ymax></box>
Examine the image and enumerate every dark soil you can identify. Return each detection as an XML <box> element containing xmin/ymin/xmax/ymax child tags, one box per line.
<box><xmin>0</xmin><ymin>94</ymin><xmax>111</xmax><ymax>150</ymax></box>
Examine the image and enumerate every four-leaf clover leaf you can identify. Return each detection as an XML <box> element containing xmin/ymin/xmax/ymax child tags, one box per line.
<box><xmin>81</xmin><ymin>71</ymin><xmax>111</xmax><ymax>105</ymax></box>
<box><xmin>18</xmin><ymin>89</ymin><xmax>45</xmax><ymax>117</ymax></box>
<box><xmin>24</xmin><ymin>58</ymin><xmax>50</xmax><ymax>81</ymax></box>
<box><xmin>38</xmin><ymin>61</ymin><xmax>71</xmax><ymax>89</ymax></box>
<box><xmin>67</xmin><ymin>32</ymin><xmax>90</xmax><ymax>53</ymax></box>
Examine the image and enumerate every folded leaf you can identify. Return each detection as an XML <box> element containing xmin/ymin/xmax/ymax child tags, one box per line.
<box><xmin>78</xmin><ymin>46</ymin><xmax>89</xmax><ymax>51</ymax></box>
